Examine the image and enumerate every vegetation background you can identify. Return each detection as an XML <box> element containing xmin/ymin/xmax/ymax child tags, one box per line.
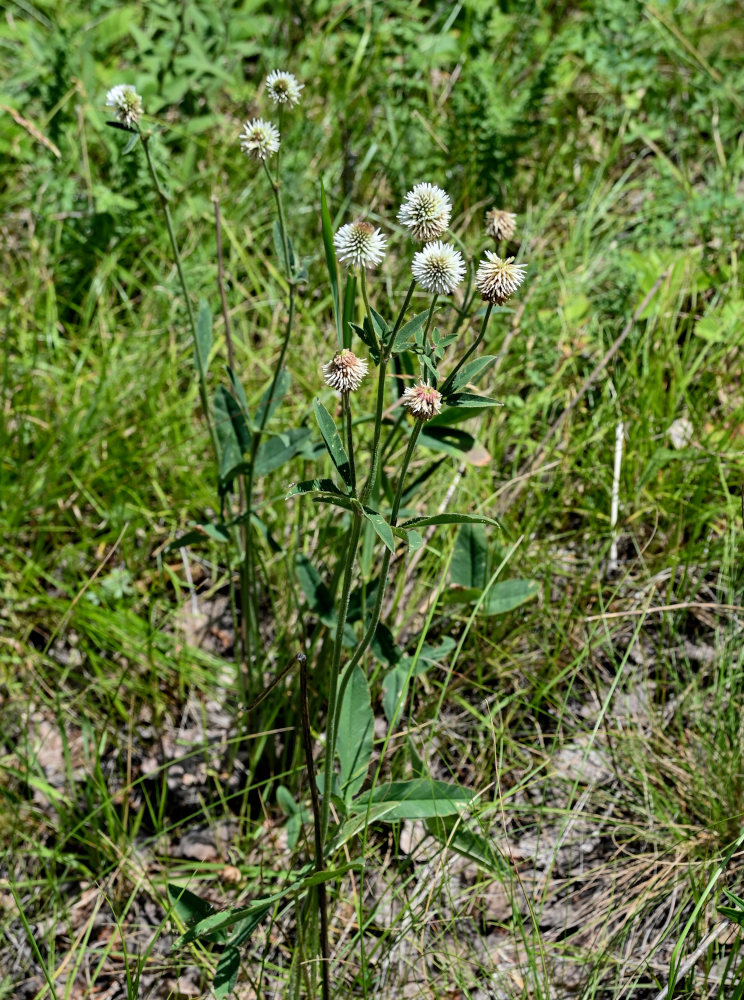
<box><xmin>2</xmin><ymin>0</ymin><xmax>744</xmax><ymax>997</ymax></box>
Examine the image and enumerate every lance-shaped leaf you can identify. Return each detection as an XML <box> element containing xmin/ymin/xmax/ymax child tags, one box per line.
<box><xmin>255</xmin><ymin>368</ymin><xmax>290</xmax><ymax>428</ymax></box>
<box><xmin>419</xmin><ymin>424</ymin><xmax>491</xmax><ymax>466</ymax></box>
<box><xmin>254</xmin><ymin>428</ymin><xmax>312</xmax><ymax>476</ymax></box>
<box><xmin>349</xmin><ymin>779</ymin><xmax>474</xmax><ymax>820</ymax></box>
<box><xmin>447</xmin><ymin>355</ymin><xmax>498</xmax><ymax>392</ymax></box>
<box><xmin>400</xmin><ymin>512</ymin><xmax>500</xmax><ymax>530</ymax></box>
<box><xmin>391</xmin><ymin>309</ymin><xmax>432</xmax><ymax>351</ymax></box>
<box><xmin>164</xmin><ymin>522</ymin><xmax>231</xmax><ymax>552</ymax></box>
<box><xmin>444</xmin><ymin>391</ymin><xmax>502</xmax><ymax>409</ymax></box>
<box><xmin>362</xmin><ymin>506</ymin><xmax>395</xmax><ymax>553</ymax></box>
<box><xmin>286</xmin><ymin>478</ymin><xmax>348</xmax><ymax>500</ymax></box>
<box><xmin>342</xmin><ymin>273</ymin><xmax>357</xmax><ymax>350</ymax></box>
<box><xmin>174</xmin><ymin>863</ymin><xmax>361</xmax><ymax>947</ymax></box>
<box><xmin>214</xmin><ymin>386</ymin><xmax>245</xmax><ymax>484</ymax></box>
<box><xmin>226</xmin><ymin>366</ymin><xmax>253</xmax><ymax>430</ymax></box>
<box><xmin>337</xmin><ymin>665</ymin><xmax>373</xmax><ymax>802</ymax></box>
<box><xmin>313</xmin><ymin>398</ymin><xmax>353</xmax><ymax>487</ymax></box>
<box><xmin>441</xmin><ymin>578</ymin><xmax>539</xmax><ymax>615</ymax></box>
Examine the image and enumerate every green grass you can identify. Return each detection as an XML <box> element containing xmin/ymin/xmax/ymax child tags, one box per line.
<box><xmin>3</xmin><ymin>0</ymin><xmax>744</xmax><ymax>997</ymax></box>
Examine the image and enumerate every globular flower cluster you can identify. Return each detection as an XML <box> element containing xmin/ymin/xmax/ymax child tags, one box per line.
<box><xmin>475</xmin><ymin>253</ymin><xmax>527</xmax><ymax>304</ymax></box>
<box><xmin>485</xmin><ymin>208</ymin><xmax>517</xmax><ymax>242</ymax></box>
<box><xmin>265</xmin><ymin>70</ymin><xmax>303</xmax><ymax>108</ymax></box>
<box><xmin>333</xmin><ymin>221</ymin><xmax>387</xmax><ymax>270</ymax></box>
<box><xmin>105</xmin><ymin>85</ymin><xmax>143</xmax><ymax>129</ymax></box>
<box><xmin>401</xmin><ymin>383</ymin><xmax>443</xmax><ymax>421</ymax></box>
<box><xmin>322</xmin><ymin>350</ymin><xmax>369</xmax><ymax>392</ymax></box>
<box><xmin>411</xmin><ymin>240</ymin><xmax>465</xmax><ymax>295</ymax></box>
<box><xmin>398</xmin><ymin>183</ymin><xmax>451</xmax><ymax>243</ymax></box>
<box><xmin>239</xmin><ymin>70</ymin><xmax>302</xmax><ymax>163</ymax></box>
<box><xmin>240</xmin><ymin>118</ymin><xmax>281</xmax><ymax>160</ymax></box>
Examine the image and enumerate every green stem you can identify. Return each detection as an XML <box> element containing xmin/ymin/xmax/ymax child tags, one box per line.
<box><xmin>440</xmin><ymin>301</ymin><xmax>494</xmax><ymax>396</ymax></box>
<box><xmin>242</xmin><ymin>168</ymin><xmax>297</xmax><ymax>678</ymax></box>
<box><xmin>299</xmin><ymin>652</ymin><xmax>330</xmax><ymax>1000</ymax></box>
<box><xmin>332</xmin><ymin>422</ymin><xmax>423</xmax><ymax>753</ymax></box>
<box><xmin>390</xmin><ymin>279</ymin><xmax>417</xmax><ymax>342</ymax></box>
<box><xmin>141</xmin><ymin>135</ymin><xmax>219</xmax><ymax>459</ymax></box>
<box><xmin>421</xmin><ymin>294</ymin><xmax>438</xmax><ymax>381</ymax></box>
<box><xmin>342</xmin><ymin>391</ymin><xmax>356</xmax><ymax>493</ymax></box>
<box><xmin>360</xmin><ymin>357</ymin><xmax>387</xmax><ymax>505</ymax></box>
<box><xmin>360</xmin><ymin>269</ymin><xmax>377</xmax><ymax>349</ymax></box>
<box><xmin>320</xmin><ymin>512</ymin><xmax>364</xmax><ymax>843</ymax></box>
<box><xmin>362</xmin><ymin>279</ymin><xmax>416</xmax><ymax>504</ymax></box>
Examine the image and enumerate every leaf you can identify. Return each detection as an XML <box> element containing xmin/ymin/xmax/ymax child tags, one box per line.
<box><xmin>320</xmin><ymin>180</ymin><xmax>341</xmax><ymax>347</ymax></box>
<box><xmin>337</xmin><ymin>665</ymin><xmax>374</xmax><ymax>802</ymax></box>
<box><xmin>444</xmin><ymin>391</ymin><xmax>502</xmax><ymax>409</ymax></box>
<box><xmin>168</xmin><ymin>884</ymin><xmax>223</xmax><ymax>943</ymax></box>
<box><xmin>255</xmin><ymin>369</ymin><xmax>290</xmax><ymax>428</ymax></box>
<box><xmin>174</xmin><ymin>864</ymin><xmax>359</xmax><ymax>947</ymax></box>
<box><xmin>227</xmin><ymin>366</ymin><xmax>253</xmax><ymax>430</ymax></box>
<box><xmin>418</xmin><ymin>424</ymin><xmax>491</xmax><ymax>466</ymax></box>
<box><xmin>392</xmin><ymin>309</ymin><xmax>430</xmax><ymax>351</ymax></box>
<box><xmin>254</xmin><ymin>428</ymin><xmax>312</xmax><ymax>476</ymax></box>
<box><xmin>295</xmin><ymin>554</ymin><xmax>335</xmax><ymax>627</ymax></box>
<box><xmin>350</xmin><ymin>779</ymin><xmax>474</xmax><ymax>820</ymax></box>
<box><xmin>426</xmin><ymin>815</ymin><xmax>506</xmax><ymax>874</ymax></box>
<box><xmin>342</xmin><ymin>273</ymin><xmax>357</xmax><ymax>350</ymax></box>
<box><xmin>448</xmin><ymin>355</ymin><xmax>497</xmax><ymax>392</ymax></box>
<box><xmin>442</xmin><ymin>579</ymin><xmax>539</xmax><ymax>615</ymax></box>
<box><xmin>370</xmin><ymin>307</ymin><xmax>389</xmax><ymax>339</ymax></box>
<box><xmin>194</xmin><ymin>299</ymin><xmax>212</xmax><ymax>374</ymax></box>
<box><xmin>164</xmin><ymin>522</ymin><xmax>231</xmax><ymax>552</ymax></box>
<box><xmin>213</xmin><ymin>946</ymin><xmax>241</xmax><ymax>999</ymax></box>
<box><xmin>286</xmin><ymin>478</ymin><xmax>347</xmax><ymax>500</ymax></box>
<box><xmin>400</xmin><ymin>513</ymin><xmax>500</xmax><ymax>530</ymax></box>
<box><xmin>313</xmin><ymin>398</ymin><xmax>353</xmax><ymax>487</ymax></box>
<box><xmin>213</xmin><ymin>387</ymin><xmax>244</xmax><ymax>485</ymax></box>
<box><xmin>450</xmin><ymin>522</ymin><xmax>488</xmax><ymax>588</ymax></box>
<box><xmin>362</xmin><ymin>506</ymin><xmax>395</xmax><ymax>553</ymax></box>
<box><xmin>382</xmin><ymin>662</ymin><xmax>410</xmax><ymax>726</ymax></box>
<box><xmin>392</xmin><ymin>526</ymin><xmax>424</xmax><ymax>552</ymax></box>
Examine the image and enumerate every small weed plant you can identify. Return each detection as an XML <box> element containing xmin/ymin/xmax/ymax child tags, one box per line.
<box><xmin>105</xmin><ymin>72</ymin><xmax>529</xmax><ymax>998</ymax></box>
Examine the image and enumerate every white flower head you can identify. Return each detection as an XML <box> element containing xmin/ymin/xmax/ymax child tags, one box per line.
<box><xmin>265</xmin><ymin>70</ymin><xmax>304</xmax><ymax>108</ymax></box>
<box><xmin>333</xmin><ymin>221</ymin><xmax>387</xmax><ymax>270</ymax></box>
<box><xmin>485</xmin><ymin>208</ymin><xmax>517</xmax><ymax>242</ymax></box>
<box><xmin>105</xmin><ymin>85</ymin><xmax>143</xmax><ymax>129</ymax></box>
<box><xmin>397</xmin><ymin>183</ymin><xmax>452</xmax><ymax>243</ymax></box>
<box><xmin>402</xmin><ymin>382</ymin><xmax>443</xmax><ymax>421</ymax></box>
<box><xmin>322</xmin><ymin>349</ymin><xmax>369</xmax><ymax>392</ymax></box>
<box><xmin>411</xmin><ymin>240</ymin><xmax>465</xmax><ymax>295</ymax></box>
<box><xmin>240</xmin><ymin>118</ymin><xmax>280</xmax><ymax>160</ymax></box>
<box><xmin>475</xmin><ymin>252</ymin><xmax>527</xmax><ymax>304</ymax></box>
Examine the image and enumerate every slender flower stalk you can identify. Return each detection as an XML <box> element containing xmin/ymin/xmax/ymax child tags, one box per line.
<box><xmin>140</xmin><ymin>137</ymin><xmax>219</xmax><ymax>461</ymax></box>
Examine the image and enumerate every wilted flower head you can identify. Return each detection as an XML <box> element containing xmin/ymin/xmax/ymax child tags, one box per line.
<box><xmin>411</xmin><ymin>240</ymin><xmax>465</xmax><ymax>295</ymax></box>
<box><xmin>397</xmin><ymin>183</ymin><xmax>452</xmax><ymax>243</ymax></box>
<box><xmin>322</xmin><ymin>350</ymin><xmax>369</xmax><ymax>392</ymax></box>
<box><xmin>402</xmin><ymin>382</ymin><xmax>443</xmax><ymax>421</ymax></box>
<box><xmin>265</xmin><ymin>70</ymin><xmax>303</xmax><ymax>108</ymax></box>
<box><xmin>475</xmin><ymin>252</ymin><xmax>526</xmax><ymax>304</ymax></box>
<box><xmin>333</xmin><ymin>221</ymin><xmax>387</xmax><ymax>270</ymax></box>
<box><xmin>485</xmin><ymin>208</ymin><xmax>517</xmax><ymax>242</ymax></box>
<box><xmin>105</xmin><ymin>85</ymin><xmax>143</xmax><ymax>129</ymax></box>
<box><xmin>240</xmin><ymin>118</ymin><xmax>280</xmax><ymax>160</ymax></box>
